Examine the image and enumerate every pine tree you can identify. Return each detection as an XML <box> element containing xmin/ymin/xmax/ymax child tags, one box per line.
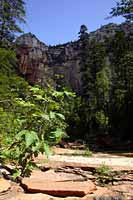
<box><xmin>0</xmin><ymin>0</ymin><xmax>26</xmax><ymax>46</ymax></box>
<box><xmin>109</xmin><ymin>29</ymin><xmax>133</xmax><ymax>139</ymax></box>
<box><xmin>79</xmin><ymin>24</ymin><xmax>112</xmax><ymax>136</ymax></box>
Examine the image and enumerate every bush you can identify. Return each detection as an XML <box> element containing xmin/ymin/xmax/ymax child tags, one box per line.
<box><xmin>0</xmin><ymin>49</ymin><xmax>76</xmax><ymax>177</ymax></box>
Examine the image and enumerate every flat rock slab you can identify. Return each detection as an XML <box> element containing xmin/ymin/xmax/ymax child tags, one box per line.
<box><xmin>10</xmin><ymin>193</ymin><xmax>82</xmax><ymax>200</ymax></box>
<box><xmin>36</xmin><ymin>153</ymin><xmax>133</xmax><ymax>171</ymax></box>
<box><xmin>30</xmin><ymin>169</ymin><xmax>85</xmax><ymax>182</ymax></box>
<box><xmin>10</xmin><ymin>193</ymin><xmax>58</xmax><ymax>200</ymax></box>
<box><xmin>49</xmin><ymin>155</ymin><xmax>133</xmax><ymax>169</ymax></box>
<box><xmin>22</xmin><ymin>178</ymin><xmax>95</xmax><ymax>197</ymax></box>
<box><xmin>110</xmin><ymin>184</ymin><xmax>133</xmax><ymax>199</ymax></box>
<box><xmin>0</xmin><ymin>178</ymin><xmax>11</xmax><ymax>193</ymax></box>
<box><xmin>82</xmin><ymin>187</ymin><xmax>124</xmax><ymax>200</ymax></box>
<box><xmin>111</xmin><ymin>184</ymin><xmax>133</xmax><ymax>193</ymax></box>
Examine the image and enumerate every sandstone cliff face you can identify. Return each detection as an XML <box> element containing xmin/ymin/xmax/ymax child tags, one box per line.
<box><xmin>16</xmin><ymin>22</ymin><xmax>132</xmax><ymax>93</ymax></box>
<box><xmin>16</xmin><ymin>33</ymin><xmax>53</xmax><ymax>87</ymax></box>
<box><xmin>16</xmin><ymin>33</ymin><xmax>82</xmax><ymax>93</ymax></box>
<box><xmin>48</xmin><ymin>41</ymin><xmax>82</xmax><ymax>93</ymax></box>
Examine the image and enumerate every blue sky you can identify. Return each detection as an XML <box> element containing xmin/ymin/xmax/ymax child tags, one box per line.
<box><xmin>22</xmin><ymin>0</ymin><xmax>124</xmax><ymax>45</ymax></box>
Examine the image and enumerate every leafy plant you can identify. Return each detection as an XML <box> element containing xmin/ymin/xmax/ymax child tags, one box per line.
<box><xmin>83</xmin><ymin>148</ymin><xmax>92</xmax><ymax>157</ymax></box>
<box><xmin>96</xmin><ymin>164</ymin><xmax>111</xmax><ymax>176</ymax></box>
<box><xmin>96</xmin><ymin>164</ymin><xmax>113</xmax><ymax>186</ymax></box>
<box><xmin>0</xmin><ymin>48</ymin><xmax>17</xmax><ymax>74</ymax></box>
<box><xmin>0</xmin><ymin>77</ymin><xmax>76</xmax><ymax>176</ymax></box>
<box><xmin>0</xmin><ymin>52</ymin><xmax>75</xmax><ymax>177</ymax></box>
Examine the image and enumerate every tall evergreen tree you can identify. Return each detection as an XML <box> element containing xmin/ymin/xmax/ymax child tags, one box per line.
<box><xmin>0</xmin><ymin>0</ymin><xmax>26</xmax><ymax>45</ymax></box>
<box><xmin>79</xmin><ymin>25</ymin><xmax>112</xmax><ymax>137</ymax></box>
<box><xmin>109</xmin><ymin>30</ymin><xmax>133</xmax><ymax>139</ymax></box>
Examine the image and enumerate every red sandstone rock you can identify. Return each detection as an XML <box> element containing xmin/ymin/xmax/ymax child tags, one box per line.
<box><xmin>10</xmin><ymin>193</ymin><xmax>84</xmax><ymax>200</ymax></box>
<box><xmin>29</xmin><ymin>169</ymin><xmax>85</xmax><ymax>182</ymax></box>
<box><xmin>22</xmin><ymin>177</ymin><xmax>96</xmax><ymax>197</ymax></box>
<box><xmin>22</xmin><ymin>170</ymin><xmax>96</xmax><ymax>198</ymax></box>
<box><xmin>82</xmin><ymin>187</ymin><xmax>123</xmax><ymax>200</ymax></box>
<box><xmin>0</xmin><ymin>178</ymin><xmax>11</xmax><ymax>193</ymax></box>
<box><xmin>111</xmin><ymin>184</ymin><xmax>133</xmax><ymax>199</ymax></box>
<box><xmin>10</xmin><ymin>193</ymin><xmax>57</xmax><ymax>200</ymax></box>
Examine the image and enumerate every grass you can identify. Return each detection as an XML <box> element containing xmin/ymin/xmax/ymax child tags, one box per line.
<box><xmin>67</xmin><ymin>148</ymin><xmax>92</xmax><ymax>157</ymax></box>
<box><xmin>96</xmin><ymin>163</ymin><xmax>113</xmax><ymax>185</ymax></box>
<box><xmin>96</xmin><ymin>163</ymin><xmax>111</xmax><ymax>175</ymax></box>
<box><xmin>83</xmin><ymin>148</ymin><xmax>93</xmax><ymax>157</ymax></box>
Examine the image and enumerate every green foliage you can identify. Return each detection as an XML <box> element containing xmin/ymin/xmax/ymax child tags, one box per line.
<box><xmin>109</xmin><ymin>31</ymin><xmax>133</xmax><ymax>139</ymax></box>
<box><xmin>79</xmin><ymin>37</ymin><xmax>112</xmax><ymax>136</ymax></box>
<box><xmin>95</xmin><ymin>65</ymin><xmax>111</xmax><ymax>131</ymax></box>
<box><xmin>67</xmin><ymin>148</ymin><xmax>92</xmax><ymax>157</ymax></box>
<box><xmin>95</xmin><ymin>111</ymin><xmax>109</xmax><ymax>127</ymax></box>
<box><xmin>96</xmin><ymin>164</ymin><xmax>113</xmax><ymax>186</ymax></box>
<box><xmin>0</xmin><ymin>48</ymin><xmax>17</xmax><ymax>73</ymax></box>
<box><xmin>78</xmin><ymin>23</ymin><xmax>133</xmax><ymax>141</ymax></box>
<box><xmin>109</xmin><ymin>0</ymin><xmax>133</xmax><ymax>22</ymax></box>
<box><xmin>0</xmin><ymin>84</ymin><xmax>75</xmax><ymax>176</ymax></box>
<box><xmin>0</xmin><ymin>0</ymin><xmax>26</xmax><ymax>46</ymax></box>
<box><xmin>96</xmin><ymin>66</ymin><xmax>111</xmax><ymax>100</ymax></box>
<box><xmin>78</xmin><ymin>24</ymin><xmax>89</xmax><ymax>40</ymax></box>
<box><xmin>0</xmin><ymin>49</ymin><xmax>76</xmax><ymax>177</ymax></box>
<box><xmin>96</xmin><ymin>164</ymin><xmax>111</xmax><ymax>176</ymax></box>
<box><xmin>83</xmin><ymin>148</ymin><xmax>92</xmax><ymax>157</ymax></box>
<box><xmin>65</xmin><ymin>95</ymin><xmax>84</xmax><ymax>140</ymax></box>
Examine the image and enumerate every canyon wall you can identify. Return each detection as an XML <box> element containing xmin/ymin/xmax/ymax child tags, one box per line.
<box><xmin>16</xmin><ymin>22</ymin><xmax>132</xmax><ymax>94</ymax></box>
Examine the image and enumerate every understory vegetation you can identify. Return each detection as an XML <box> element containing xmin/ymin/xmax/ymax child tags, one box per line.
<box><xmin>0</xmin><ymin>0</ymin><xmax>132</xmax><ymax>178</ymax></box>
<box><xmin>0</xmin><ymin>48</ymin><xmax>76</xmax><ymax>177</ymax></box>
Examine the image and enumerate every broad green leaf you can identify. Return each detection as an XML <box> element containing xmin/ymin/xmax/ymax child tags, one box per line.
<box><xmin>49</xmin><ymin>111</ymin><xmax>56</xmax><ymax>119</ymax></box>
<box><xmin>50</xmin><ymin>128</ymin><xmax>67</xmax><ymax>143</ymax></box>
<box><xmin>12</xmin><ymin>169</ymin><xmax>21</xmax><ymax>180</ymax></box>
<box><xmin>33</xmin><ymin>94</ymin><xmax>45</xmax><ymax>101</ymax></box>
<box><xmin>16</xmin><ymin>130</ymin><xmax>29</xmax><ymax>139</ymax></box>
<box><xmin>25</xmin><ymin>131</ymin><xmax>39</xmax><ymax>148</ymax></box>
<box><xmin>29</xmin><ymin>86</ymin><xmax>40</xmax><ymax>93</ymax></box>
<box><xmin>40</xmin><ymin>113</ymin><xmax>50</xmax><ymax>120</ymax></box>
<box><xmin>56</xmin><ymin>113</ymin><xmax>65</xmax><ymax>120</ymax></box>
<box><xmin>64</xmin><ymin>90</ymin><xmax>76</xmax><ymax>97</ymax></box>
